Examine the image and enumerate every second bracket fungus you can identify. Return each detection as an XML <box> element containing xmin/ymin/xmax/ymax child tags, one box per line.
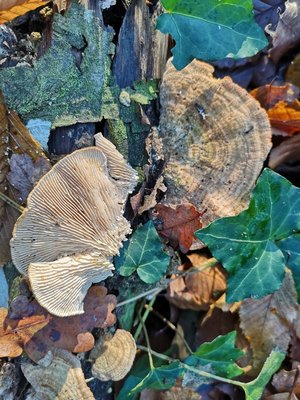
<box><xmin>10</xmin><ymin>134</ymin><xmax>137</xmax><ymax>317</ymax></box>
<box><xmin>159</xmin><ymin>60</ymin><xmax>272</xmax><ymax>225</ymax></box>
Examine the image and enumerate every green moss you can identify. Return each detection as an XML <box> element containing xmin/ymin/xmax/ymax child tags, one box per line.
<box><xmin>0</xmin><ymin>1</ymin><xmax>114</xmax><ymax>127</ymax></box>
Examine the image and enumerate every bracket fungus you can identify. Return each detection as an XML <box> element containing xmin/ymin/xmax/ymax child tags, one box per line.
<box><xmin>159</xmin><ymin>60</ymin><xmax>272</xmax><ymax>225</ymax></box>
<box><xmin>10</xmin><ymin>134</ymin><xmax>137</xmax><ymax>317</ymax></box>
<box><xmin>90</xmin><ymin>329</ymin><xmax>136</xmax><ymax>382</ymax></box>
<box><xmin>22</xmin><ymin>349</ymin><xmax>95</xmax><ymax>400</ymax></box>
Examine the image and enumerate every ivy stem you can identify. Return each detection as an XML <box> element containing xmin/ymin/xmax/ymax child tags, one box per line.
<box><xmin>137</xmin><ymin>345</ymin><xmax>246</xmax><ymax>390</ymax></box>
<box><xmin>0</xmin><ymin>192</ymin><xmax>24</xmax><ymax>213</ymax></box>
<box><xmin>134</xmin><ymin>296</ymin><xmax>157</xmax><ymax>342</ymax></box>
<box><xmin>140</xmin><ymin>314</ymin><xmax>154</xmax><ymax>370</ymax></box>
<box><xmin>116</xmin><ymin>257</ymin><xmax>219</xmax><ymax>309</ymax></box>
<box><xmin>144</xmin><ymin>303</ymin><xmax>193</xmax><ymax>354</ymax></box>
<box><xmin>117</xmin><ymin>287</ymin><xmax>163</xmax><ymax>308</ymax></box>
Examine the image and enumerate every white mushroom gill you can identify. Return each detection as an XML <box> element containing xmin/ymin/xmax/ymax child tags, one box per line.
<box><xmin>10</xmin><ymin>137</ymin><xmax>137</xmax><ymax>317</ymax></box>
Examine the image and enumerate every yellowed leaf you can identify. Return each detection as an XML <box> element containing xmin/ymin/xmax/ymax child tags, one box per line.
<box><xmin>240</xmin><ymin>271</ymin><xmax>299</xmax><ymax>374</ymax></box>
<box><xmin>0</xmin><ymin>0</ymin><xmax>48</xmax><ymax>24</ymax></box>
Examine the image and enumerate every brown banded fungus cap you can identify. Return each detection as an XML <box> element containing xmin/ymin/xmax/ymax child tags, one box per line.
<box><xmin>10</xmin><ymin>135</ymin><xmax>137</xmax><ymax>317</ymax></box>
<box><xmin>159</xmin><ymin>59</ymin><xmax>272</xmax><ymax>226</ymax></box>
<box><xmin>21</xmin><ymin>348</ymin><xmax>95</xmax><ymax>400</ymax></box>
<box><xmin>90</xmin><ymin>329</ymin><xmax>136</xmax><ymax>381</ymax></box>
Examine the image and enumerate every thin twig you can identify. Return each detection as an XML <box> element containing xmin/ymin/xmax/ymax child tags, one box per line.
<box><xmin>144</xmin><ymin>304</ymin><xmax>193</xmax><ymax>354</ymax></box>
<box><xmin>116</xmin><ymin>287</ymin><xmax>164</xmax><ymax>308</ymax></box>
<box><xmin>0</xmin><ymin>192</ymin><xmax>24</xmax><ymax>213</ymax></box>
<box><xmin>134</xmin><ymin>296</ymin><xmax>156</xmax><ymax>342</ymax></box>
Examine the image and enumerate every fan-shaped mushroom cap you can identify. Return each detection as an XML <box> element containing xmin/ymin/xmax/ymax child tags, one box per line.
<box><xmin>11</xmin><ymin>142</ymin><xmax>137</xmax><ymax>316</ymax></box>
<box><xmin>159</xmin><ymin>59</ymin><xmax>272</xmax><ymax>225</ymax></box>
<box><xmin>90</xmin><ymin>329</ymin><xmax>136</xmax><ymax>381</ymax></box>
<box><xmin>95</xmin><ymin>133</ymin><xmax>137</xmax><ymax>199</ymax></box>
<box><xmin>22</xmin><ymin>348</ymin><xmax>95</xmax><ymax>400</ymax></box>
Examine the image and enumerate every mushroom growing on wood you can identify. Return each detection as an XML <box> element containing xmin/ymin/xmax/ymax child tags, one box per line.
<box><xmin>159</xmin><ymin>59</ymin><xmax>272</xmax><ymax>225</ymax></box>
<box><xmin>90</xmin><ymin>329</ymin><xmax>136</xmax><ymax>381</ymax></box>
<box><xmin>22</xmin><ymin>348</ymin><xmax>95</xmax><ymax>400</ymax></box>
<box><xmin>11</xmin><ymin>135</ymin><xmax>137</xmax><ymax>317</ymax></box>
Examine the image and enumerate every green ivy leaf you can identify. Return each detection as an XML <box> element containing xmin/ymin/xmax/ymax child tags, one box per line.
<box><xmin>119</xmin><ymin>221</ymin><xmax>170</xmax><ymax>283</ymax></box>
<box><xmin>117</xmin><ymin>361</ymin><xmax>183</xmax><ymax>400</ymax></box>
<box><xmin>278</xmin><ymin>235</ymin><xmax>300</xmax><ymax>301</ymax></box>
<box><xmin>196</xmin><ymin>169</ymin><xmax>300</xmax><ymax>302</ymax></box>
<box><xmin>241</xmin><ymin>350</ymin><xmax>285</xmax><ymax>400</ymax></box>
<box><xmin>157</xmin><ymin>0</ymin><xmax>268</xmax><ymax>70</ymax></box>
<box><xmin>185</xmin><ymin>331</ymin><xmax>244</xmax><ymax>379</ymax></box>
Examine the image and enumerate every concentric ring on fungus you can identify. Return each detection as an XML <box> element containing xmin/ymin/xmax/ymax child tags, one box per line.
<box><xmin>159</xmin><ymin>59</ymin><xmax>272</xmax><ymax>226</ymax></box>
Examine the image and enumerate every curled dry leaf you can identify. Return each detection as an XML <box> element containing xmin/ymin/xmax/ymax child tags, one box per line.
<box><xmin>10</xmin><ymin>286</ymin><xmax>117</xmax><ymax>363</ymax></box>
<box><xmin>250</xmin><ymin>83</ymin><xmax>300</xmax><ymax>136</ymax></box>
<box><xmin>90</xmin><ymin>329</ymin><xmax>136</xmax><ymax>382</ymax></box>
<box><xmin>267</xmin><ymin>0</ymin><xmax>300</xmax><ymax>63</ymax></box>
<box><xmin>152</xmin><ymin>203</ymin><xmax>204</xmax><ymax>253</ymax></box>
<box><xmin>159</xmin><ymin>59</ymin><xmax>271</xmax><ymax>226</ymax></box>
<box><xmin>11</xmin><ymin>133</ymin><xmax>137</xmax><ymax>317</ymax></box>
<box><xmin>0</xmin><ymin>93</ymin><xmax>46</xmax><ymax>265</ymax></box>
<box><xmin>271</xmin><ymin>363</ymin><xmax>300</xmax><ymax>396</ymax></box>
<box><xmin>7</xmin><ymin>154</ymin><xmax>51</xmax><ymax>203</ymax></box>
<box><xmin>250</xmin><ymin>83</ymin><xmax>299</xmax><ymax>110</ymax></box>
<box><xmin>268</xmin><ymin>100</ymin><xmax>300</xmax><ymax>135</ymax></box>
<box><xmin>0</xmin><ymin>0</ymin><xmax>48</xmax><ymax>24</ymax></box>
<box><xmin>168</xmin><ymin>254</ymin><xmax>226</xmax><ymax>311</ymax></box>
<box><xmin>22</xmin><ymin>348</ymin><xmax>95</xmax><ymax>400</ymax></box>
<box><xmin>268</xmin><ymin>134</ymin><xmax>300</xmax><ymax>169</ymax></box>
<box><xmin>239</xmin><ymin>271</ymin><xmax>299</xmax><ymax>374</ymax></box>
<box><xmin>0</xmin><ymin>307</ymin><xmax>50</xmax><ymax>358</ymax></box>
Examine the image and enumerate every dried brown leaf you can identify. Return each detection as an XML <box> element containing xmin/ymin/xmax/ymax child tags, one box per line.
<box><xmin>0</xmin><ymin>0</ymin><xmax>48</xmax><ymax>24</ymax></box>
<box><xmin>0</xmin><ymin>93</ymin><xmax>46</xmax><ymax>265</ymax></box>
<box><xmin>268</xmin><ymin>100</ymin><xmax>300</xmax><ymax>135</ymax></box>
<box><xmin>0</xmin><ymin>307</ymin><xmax>50</xmax><ymax>358</ymax></box>
<box><xmin>271</xmin><ymin>365</ymin><xmax>300</xmax><ymax>396</ymax></box>
<box><xmin>240</xmin><ymin>271</ymin><xmax>299</xmax><ymax>373</ymax></box>
<box><xmin>7</xmin><ymin>154</ymin><xmax>51</xmax><ymax>203</ymax></box>
<box><xmin>153</xmin><ymin>204</ymin><xmax>204</xmax><ymax>253</ymax></box>
<box><xmin>168</xmin><ymin>254</ymin><xmax>226</xmax><ymax>310</ymax></box>
<box><xmin>22</xmin><ymin>286</ymin><xmax>117</xmax><ymax>363</ymax></box>
<box><xmin>250</xmin><ymin>83</ymin><xmax>299</xmax><ymax>110</ymax></box>
<box><xmin>267</xmin><ymin>0</ymin><xmax>300</xmax><ymax>63</ymax></box>
<box><xmin>268</xmin><ymin>134</ymin><xmax>300</xmax><ymax>169</ymax></box>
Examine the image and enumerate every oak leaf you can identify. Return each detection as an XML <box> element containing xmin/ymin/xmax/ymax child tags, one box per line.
<box><xmin>153</xmin><ymin>203</ymin><xmax>204</xmax><ymax>253</ymax></box>
<box><xmin>17</xmin><ymin>286</ymin><xmax>117</xmax><ymax>362</ymax></box>
<box><xmin>0</xmin><ymin>307</ymin><xmax>50</xmax><ymax>358</ymax></box>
